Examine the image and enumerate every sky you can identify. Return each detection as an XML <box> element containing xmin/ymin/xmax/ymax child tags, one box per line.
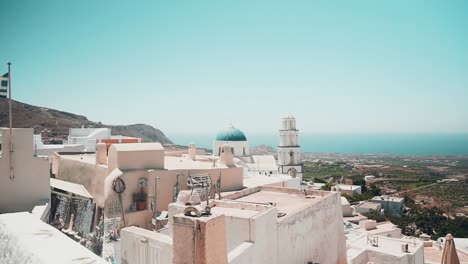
<box><xmin>1</xmin><ymin>0</ymin><xmax>467</xmax><ymax>134</ymax></box>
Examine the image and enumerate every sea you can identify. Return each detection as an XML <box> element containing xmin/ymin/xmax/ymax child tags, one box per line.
<box><xmin>167</xmin><ymin>133</ymin><xmax>468</xmax><ymax>156</ymax></box>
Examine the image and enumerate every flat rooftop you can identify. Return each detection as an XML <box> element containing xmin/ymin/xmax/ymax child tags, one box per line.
<box><xmin>371</xmin><ymin>195</ymin><xmax>404</xmax><ymax>202</ymax></box>
<box><xmin>210</xmin><ymin>201</ymin><xmax>269</xmax><ymax>219</ymax></box>
<box><xmin>355</xmin><ymin>201</ymin><xmax>381</xmax><ymax>210</ymax></box>
<box><xmin>344</xmin><ymin>221</ymin><xmax>401</xmax><ymax>240</ymax></box>
<box><xmin>424</xmin><ymin>244</ymin><xmax>468</xmax><ymax>263</ymax></box>
<box><xmin>60</xmin><ymin>153</ymin><xmax>97</xmax><ymax>165</ymax></box>
<box><xmin>336</xmin><ymin>184</ymin><xmax>361</xmax><ymax>190</ymax></box>
<box><xmin>348</xmin><ymin>234</ymin><xmax>422</xmax><ymax>258</ymax></box>
<box><xmin>224</xmin><ymin>186</ymin><xmax>331</xmax><ymax>219</ymax></box>
<box><xmin>366</xmin><ymin>221</ymin><xmax>401</xmax><ymax>236</ymax></box>
<box><xmin>164</xmin><ymin>155</ymin><xmax>240</xmax><ymax>170</ymax></box>
<box><xmin>242</xmin><ymin>175</ymin><xmax>291</xmax><ymax>188</ymax></box>
<box><xmin>0</xmin><ymin>212</ymin><xmax>106</xmax><ymax>264</ymax></box>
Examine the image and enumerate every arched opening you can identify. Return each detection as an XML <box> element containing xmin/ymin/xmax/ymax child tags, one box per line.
<box><xmin>289</xmin><ymin>151</ymin><xmax>295</xmax><ymax>165</ymax></box>
<box><xmin>288</xmin><ymin>168</ymin><xmax>297</xmax><ymax>178</ymax></box>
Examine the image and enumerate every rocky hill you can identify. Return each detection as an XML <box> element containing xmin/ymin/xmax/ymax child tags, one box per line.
<box><xmin>0</xmin><ymin>98</ymin><xmax>172</xmax><ymax>144</ymax></box>
<box><xmin>250</xmin><ymin>144</ymin><xmax>277</xmax><ymax>155</ymax></box>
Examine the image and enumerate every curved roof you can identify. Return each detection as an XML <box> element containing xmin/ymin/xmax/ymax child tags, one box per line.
<box><xmin>216</xmin><ymin>125</ymin><xmax>247</xmax><ymax>141</ymax></box>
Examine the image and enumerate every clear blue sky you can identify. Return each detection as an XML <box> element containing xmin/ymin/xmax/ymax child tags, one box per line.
<box><xmin>1</xmin><ymin>0</ymin><xmax>467</xmax><ymax>134</ymax></box>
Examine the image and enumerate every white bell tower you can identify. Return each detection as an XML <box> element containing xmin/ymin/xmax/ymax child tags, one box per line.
<box><xmin>277</xmin><ymin>113</ymin><xmax>303</xmax><ymax>177</ymax></box>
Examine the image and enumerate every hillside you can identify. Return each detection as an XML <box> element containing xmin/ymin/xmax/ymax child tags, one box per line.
<box><xmin>250</xmin><ymin>144</ymin><xmax>276</xmax><ymax>155</ymax></box>
<box><xmin>0</xmin><ymin>98</ymin><xmax>173</xmax><ymax>144</ymax></box>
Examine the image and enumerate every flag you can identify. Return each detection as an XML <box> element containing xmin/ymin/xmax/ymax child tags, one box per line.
<box><xmin>0</xmin><ymin>72</ymin><xmax>8</xmax><ymax>98</ymax></box>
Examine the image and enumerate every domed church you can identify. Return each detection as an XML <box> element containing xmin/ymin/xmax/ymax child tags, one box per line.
<box><xmin>212</xmin><ymin>115</ymin><xmax>302</xmax><ymax>180</ymax></box>
<box><xmin>213</xmin><ymin>124</ymin><xmax>250</xmax><ymax>158</ymax></box>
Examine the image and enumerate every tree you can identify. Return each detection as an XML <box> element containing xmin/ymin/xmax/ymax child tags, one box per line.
<box><xmin>313</xmin><ymin>177</ymin><xmax>327</xmax><ymax>183</ymax></box>
<box><xmin>363</xmin><ymin>211</ymin><xmax>386</xmax><ymax>223</ymax></box>
<box><xmin>369</xmin><ymin>183</ymin><xmax>381</xmax><ymax>196</ymax></box>
<box><xmin>352</xmin><ymin>178</ymin><xmax>368</xmax><ymax>193</ymax></box>
<box><xmin>321</xmin><ymin>182</ymin><xmax>335</xmax><ymax>191</ymax></box>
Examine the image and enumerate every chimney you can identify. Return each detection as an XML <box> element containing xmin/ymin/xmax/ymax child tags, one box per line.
<box><xmin>96</xmin><ymin>143</ymin><xmax>107</xmax><ymax>165</ymax></box>
<box><xmin>189</xmin><ymin>143</ymin><xmax>196</xmax><ymax>160</ymax></box>
<box><xmin>401</xmin><ymin>244</ymin><xmax>409</xmax><ymax>253</ymax></box>
<box><xmin>173</xmin><ymin>213</ymin><xmax>228</xmax><ymax>264</ymax></box>
<box><xmin>219</xmin><ymin>144</ymin><xmax>234</xmax><ymax>166</ymax></box>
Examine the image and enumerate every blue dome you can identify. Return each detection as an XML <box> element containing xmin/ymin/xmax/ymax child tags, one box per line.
<box><xmin>216</xmin><ymin>126</ymin><xmax>247</xmax><ymax>141</ymax></box>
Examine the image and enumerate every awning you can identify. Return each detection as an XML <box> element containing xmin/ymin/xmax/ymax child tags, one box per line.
<box><xmin>50</xmin><ymin>178</ymin><xmax>93</xmax><ymax>199</ymax></box>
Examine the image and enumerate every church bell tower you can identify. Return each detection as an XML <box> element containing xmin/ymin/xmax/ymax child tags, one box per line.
<box><xmin>277</xmin><ymin>114</ymin><xmax>303</xmax><ymax>177</ymax></box>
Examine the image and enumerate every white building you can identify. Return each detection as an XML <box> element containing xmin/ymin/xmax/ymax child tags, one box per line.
<box><xmin>120</xmin><ymin>186</ymin><xmax>348</xmax><ymax>264</ymax></box>
<box><xmin>277</xmin><ymin>114</ymin><xmax>302</xmax><ymax>177</ymax></box>
<box><xmin>33</xmin><ymin>134</ymin><xmax>85</xmax><ymax>156</ymax></box>
<box><xmin>370</xmin><ymin>195</ymin><xmax>405</xmax><ymax>216</ymax></box>
<box><xmin>333</xmin><ymin>184</ymin><xmax>362</xmax><ymax>195</ymax></box>
<box><xmin>212</xmin><ymin>115</ymin><xmax>304</xmax><ymax>181</ymax></box>
<box><xmin>355</xmin><ymin>201</ymin><xmax>382</xmax><ymax>215</ymax></box>
<box><xmin>364</xmin><ymin>175</ymin><xmax>375</xmax><ymax>181</ymax></box>
<box><xmin>213</xmin><ymin>125</ymin><xmax>250</xmax><ymax>158</ymax></box>
<box><xmin>342</xmin><ymin>196</ymin><xmax>353</xmax><ymax>217</ymax></box>
<box><xmin>347</xmin><ymin>233</ymin><xmax>424</xmax><ymax>264</ymax></box>
<box><xmin>67</xmin><ymin>127</ymin><xmax>111</xmax><ymax>151</ymax></box>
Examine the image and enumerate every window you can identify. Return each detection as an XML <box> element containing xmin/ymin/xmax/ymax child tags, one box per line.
<box><xmin>1</xmin><ymin>80</ymin><xmax>7</xmax><ymax>87</ymax></box>
<box><xmin>289</xmin><ymin>151</ymin><xmax>295</xmax><ymax>165</ymax></box>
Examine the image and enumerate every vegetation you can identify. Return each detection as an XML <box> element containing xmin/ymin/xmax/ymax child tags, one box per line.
<box><xmin>339</xmin><ymin>176</ymin><xmax>382</xmax><ymax>203</ymax></box>
<box><xmin>320</xmin><ymin>182</ymin><xmax>335</xmax><ymax>191</ymax></box>
<box><xmin>362</xmin><ymin>210</ymin><xmax>386</xmax><ymax>223</ymax></box>
<box><xmin>302</xmin><ymin>162</ymin><xmax>353</xmax><ymax>182</ymax></box>
<box><xmin>364</xmin><ymin>196</ymin><xmax>468</xmax><ymax>239</ymax></box>
<box><xmin>413</xmin><ymin>182</ymin><xmax>468</xmax><ymax>210</ymax></box>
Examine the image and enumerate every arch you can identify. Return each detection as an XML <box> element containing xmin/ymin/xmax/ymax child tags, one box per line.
<box><xmin>289</xmin><ymin>150</ymin><xmax>295</xmax><ymax>165</ymax></box>
<box><xmin>288</xmin><ymin>168</ymin><xmax>297</xmax><ymax>178</ymax></box>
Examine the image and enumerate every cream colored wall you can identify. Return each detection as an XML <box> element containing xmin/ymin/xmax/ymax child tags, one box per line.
<box><xmin>54</xmin><ymin>156</ymin><xmax>108</xmax><ymax>207</ymax></box>
<box><xmin>102</xmin><ymin>166</ymin><xmax>244</xmax><ymax>229</ymax></box>
<box><xmin>151</xmin><ymin>168</ymin><xmax>243</xmax><ymax>213</ymax></box>
<box><xmin>104</xmin><ymin>169</ymin><xmax>156</xmax><ymax>229</ymax></box>
<box><xmin>156</xmin><ymin>168</ymin><xmax>243</xmax><ymax>212</ymax></box>
<box><xmin>55</xmin><ymin>153</ymin><xmax>242</xmax><ymax>222</ymax></box>
<box><xmin>276</xmin><ymin>192</ymin><xmax>348</xmax><ymax>264</ymax></box>
<box><xmin>0</xmin><ymin>129</ymin><xmax>50</xmax><ymax>213</ymax></box>
<box><xmin>107</xmin><ymin>144</ymin><xmax>165</xmax><ymax>172</ymax></box>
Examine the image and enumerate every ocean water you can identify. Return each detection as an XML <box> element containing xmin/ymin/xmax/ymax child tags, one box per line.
<box><xmin>167</xmin><ymin>133</ymin><xmax>468</xmax><ymax>156</ymax></box>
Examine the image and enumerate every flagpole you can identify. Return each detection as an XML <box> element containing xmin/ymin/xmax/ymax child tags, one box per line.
<box><xmin>8</xmin><ymin>62</ymin><xmax>14</xmax><ymax>180</ymax></box>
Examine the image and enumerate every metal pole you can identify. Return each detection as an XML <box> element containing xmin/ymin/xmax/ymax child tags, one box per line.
<box><xmin>153</xmin><ymin>176</ymin><xmax>160</xmax><ymax>219</ymax></box>
<box><xmin>7</xmin><ymin>62</ymin><xmax>14</xmax><ymax>180</ymax></box>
